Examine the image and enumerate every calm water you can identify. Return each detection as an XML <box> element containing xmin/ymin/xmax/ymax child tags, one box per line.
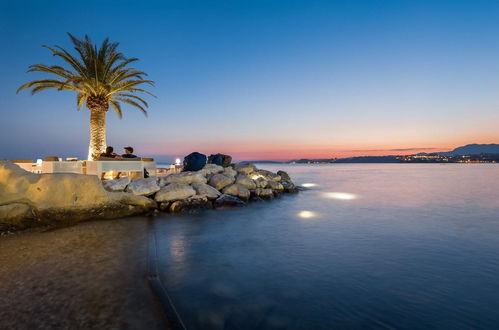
<box><xmin>154</xmin><ymin>164</ymin><xmax>499</xmax><ymax>329</ymax></box>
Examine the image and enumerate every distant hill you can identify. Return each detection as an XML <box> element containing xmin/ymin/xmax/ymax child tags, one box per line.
<box><xmin>437</xmin><ymin>144</ymin><xmax>499</xmax><ymax>156</ymax></box>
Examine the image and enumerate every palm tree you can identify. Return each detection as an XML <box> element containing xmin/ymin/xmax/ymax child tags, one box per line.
<box><xmin>17</xmin><ymin>33</ymin><xmax>155</xmax><ymax>160</ymax></box>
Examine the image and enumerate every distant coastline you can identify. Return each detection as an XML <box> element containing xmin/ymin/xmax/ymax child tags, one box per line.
<box><xmin>243</xmin><ymin>143</ymin><xmax>499</xmax><ymax>164</ymax></box>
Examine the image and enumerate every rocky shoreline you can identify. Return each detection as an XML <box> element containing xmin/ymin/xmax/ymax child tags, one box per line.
<box><xmin>104</xmin><ymin>162</ymin><xmax>298</xmax><ymax>213</ymax></box>
<box><xmin>0</xmin><ymin>160</ymin><xmax>297</xmax><ymax>232</ymax></box>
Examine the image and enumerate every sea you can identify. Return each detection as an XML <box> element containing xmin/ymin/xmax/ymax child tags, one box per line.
<box><xmin>153</xmin><ymin>164</ymin><xmax>499</xmax><ymax>329</ymax></box>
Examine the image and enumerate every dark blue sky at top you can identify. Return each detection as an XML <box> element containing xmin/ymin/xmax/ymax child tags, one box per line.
<box><xmin>1</xmin><ymin>0</ymin><xmax>499</xmax><ymax>161</ymax></box>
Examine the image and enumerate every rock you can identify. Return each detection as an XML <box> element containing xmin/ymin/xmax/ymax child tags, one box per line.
<box><xmin>207</xmin><ymin>154</ymin><xmax>223</xmax><ymax>166</ymax></box>
<box><xmin>281</xmin><ymin>180</ymin><xmax>298</xmax><ymax>193</ymax></box>
<box><xmin>198</xmin><ymin>164</ymin><xmax>224</xmax><ymax>176</ymax></box>
<box><xmin>277</xmin><ymin>170</ymin><xmax>291</xmax><ymax>181</ymax></box>
<box><xmin>0</xmin><ymin>203</ymin><xmax>35</xmax><ymax>227</ymax></box>
<box><xmin>208</xmin><ymin>173</ymin><xmax>235</xmax><ymax>190</ymax></box>
<box><xmin>235</xmin><ymin>173</ymin><xmax>257</xmax><ymax>190</ymax></box>
<box><xmin>267</xmin><ymin>180</ymin><xmax>284</xmax><ymax>191</ymax></box>
<box><xmin>0</xmin><ymin>161</ymin><xmax>155</xmax><ymax>230</ymax></box>
<box><xmin>169</xmin><ymin>196</ymin><xmax>212</xmax><ymax>213</ymax></box>
<box><xmin>102</xmin><ymin>177</ymin><xmax>131</xmax><ymax>191</ymax></box>
<box><xmin>254</xmin><ymin>177</ymin><xmax>268</xmax><ymax>188</ymax></box>
<box><xmin>125</xmin><ymin>177</ymin><xmax>160</xmax><ymax>196</ymax></box>
<box><xmin>155</xmin><ymin>183</ymin><xmax>196</xmax><ymax>202</ymax></box>
<box><xmin>222</xmin><ymin>167</ymin><xmax>237</xmax><ymax>178</ymax></box>
<box><xmin>159</xmin><ymin>202</ymin><xmax>171</xmax><ymax>212</ymax></box>
<box><xmin>253</xmin><ymin>169</ymin><xmax>281</xmax><ymax>182</ymax></box>
<box><xmin>253</xmin><ymin>188</ymin><xmax>274</xmax><ymax>199</ymax></box>
<box><xmin>159</xmin><ymin>171</ymin><xmax>207</xmax><ymax>185</ymax></box>
<box><xmin>214</xmin><ymin>194</ymin><xmax>246</xmax><ymax>209</ymax></box>
<box><xmin>249</xmin><ymin>196</ymin><xmax>264</xmax><ymax>203</ymax></box>
<box><xmin>233</xmin><ymin>163</ymin><xmax>256</xmax><ymax>174</ymax></box>
<box><xmin>222</xmin><ymin>184</ymin><xmax>251</xmax><ymax>201</ymax></box>
<box><xmin>221</xmin><ymin>154</ymin><xmax>232</xmax><ymax>168</ymax></box>
<box><xmin>191</xmin><ymin>182</ymin><xmax>222</xmax><ymax>200</ymax></box>
<box><xmin>183</xmin><ymin>152</ymin><xmax>207</xmax><ymax>171</ymax></box>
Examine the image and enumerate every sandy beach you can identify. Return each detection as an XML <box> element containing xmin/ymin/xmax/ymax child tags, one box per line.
<box><xmin>0</xmin><ymin>217</ymin><xmax>167</xmax><ymax>329</ymax></box>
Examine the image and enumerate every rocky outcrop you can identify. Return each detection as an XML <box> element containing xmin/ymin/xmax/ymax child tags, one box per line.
<box><xmin>125</xmin><ymin>177</ymin><xmax>160</xmax><ymax>196</ymax></box>
<box><xmin>155</xmin><ymin>183</ymin><xmax>196</xmax><ymax>202</ymax></box>
<box><xmin>102</xmin><ymin>177</ymin><xmax>131</xmax><ymax>192</ymax></box>
<box><xmin>159</xmin><ymin>171</ymin><xmax>207</xmax><ymax>185</ymax></box>
<box><xmin>191</xmin><ymin>182</ymin><xmax>221</xmax><ymax>200</ymax></box>
<box><xmin>214</xmin><ymin>194</ymin><xmax>246</xmax><ymax>208</ymax></box>
<box><xmin>0</xmin><ymin>161</ymin><xmax>156</xmax><ymax>230</ymax></box>
<box><xmin>222</xmin><ymin>184</ymin><xmax>251</xmax><ymax>201</ymax></box>
<box><xmin>208</xmin><ymin>173</ymin><xmax>235</xmax><ymax>190</ymax></box>
<box><xmin>0</xmin><ymin>158</ymin><xmax>299</xmax><ymax>231</ymax></box>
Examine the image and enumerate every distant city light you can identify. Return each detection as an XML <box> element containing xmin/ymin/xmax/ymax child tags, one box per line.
<box><xmin>36</xmin><ymin>159</ymin><xmax>43</xmax><ymax>167</ymax></box>
<box><xmin>175</xmin><ymin>158</ymin><xmax>181</xmax><ymax>166</ymax></box>
<box><xmin>301</xmin><ymin>183</ymin><xmax>317</xmax><ymax>188</ymax></box>
<box><xmin>323</xmin><ymin>192</ymin><xmax>357</xmax><ymax>200</ymax></box>
<box><xmin>298</xmin><ymin>210</ymin><xmax>317</xmax><ymax>219</ymax></box>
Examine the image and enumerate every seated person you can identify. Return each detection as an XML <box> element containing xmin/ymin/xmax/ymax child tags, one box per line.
<box><xmin>100</xmin><ymin>146</ymin><xmax>120</xmax><ymax>159</ymax></box>
<box><xmin>122</xmin><ymin>146</ymin><xmax>138</xmax><ymax>158</ymax></box>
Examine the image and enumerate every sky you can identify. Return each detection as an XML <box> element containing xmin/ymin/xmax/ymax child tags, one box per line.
<box><xmin>1</xmin><ymin>0</ymin><xmax>499</xmax><ymax>162</ymax></box>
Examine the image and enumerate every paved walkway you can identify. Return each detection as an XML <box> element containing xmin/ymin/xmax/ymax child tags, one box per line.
<box><xmin>0</xmin><ymin>218</ymin><xmax>167</xmax><ymax>329</ymax></box>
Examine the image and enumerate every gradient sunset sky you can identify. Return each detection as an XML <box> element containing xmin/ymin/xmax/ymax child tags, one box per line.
<box><xmin>1</xmin><ymin>0</ymin><xmax>499</xmax><ymax>162</ymax></box>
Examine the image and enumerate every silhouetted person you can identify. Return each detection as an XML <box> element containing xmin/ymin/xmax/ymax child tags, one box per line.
<box><xmin>121</xmin><ymin>146</ymin><xmax>138</xmax><ymax>158</ymax></box>
<box><xmin>100</xmin><ymin>146</ymin><xmax>119</xmax><ymax>158</ymax></box>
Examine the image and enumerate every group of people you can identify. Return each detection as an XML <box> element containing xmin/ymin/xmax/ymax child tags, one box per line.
<box><xmin>99</xmin><ymin>146</ymin><xmax>150</xmax><ymax>178</ymax></box>
<box><xmin>100</xmin><ymin>146</ymin><xmax>137</xmax><ymax>159</ymax></box>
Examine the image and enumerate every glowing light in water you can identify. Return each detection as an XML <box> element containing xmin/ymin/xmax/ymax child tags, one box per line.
<box><xmin>298</xmin><ymin>210</ymin><xmax>317</xmax><ymax>219</ymax></box>
<box><xmin>323</xmin><ymin>192</ymin><xmax>357</xmax><ymax>200</ymax></box>
<box><xmin>302</xmin><ymin>183</ymin><xmax>317</xmax><ymax>188</ymax></box>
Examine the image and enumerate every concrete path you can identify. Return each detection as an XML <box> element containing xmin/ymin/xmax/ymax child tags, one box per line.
<box><xmin>0</xmin><ymin>217</ymin><xmax>167</xmax><ymax>329</ymax></box>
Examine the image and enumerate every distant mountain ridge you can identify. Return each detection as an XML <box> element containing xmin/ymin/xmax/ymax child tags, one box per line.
<box><xmin>436</xmin><ymin>143</ymin><xmax>499</xmax><ymax>156</ymax></box>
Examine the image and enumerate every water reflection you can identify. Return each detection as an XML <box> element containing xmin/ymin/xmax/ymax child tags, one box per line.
<box><xmin>323</xmin><ymin>192</ymin><xmax>357</xmax><ymax>200</ymax></box>
<box><xmin>301</xmin><ymin>183</ymin><xmax>317</xmax><ymax>188</ymax></box>
<box><xmin>297</xmin><ymin>210</ymin><xmax>317</xmax><ymax>219</ymax></box>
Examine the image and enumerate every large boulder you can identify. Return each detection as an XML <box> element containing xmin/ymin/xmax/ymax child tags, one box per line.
<box><xmin>235</xmin><ymin>173</ymin><xmax>256</xmax><ymax>190</ymax></box>
<box><xmin>221</xmin><ymin>154</ymin><xmax>232</xmax><ymax>168</ymax></box>
<box><xmin>233</xmin><ymin>163</ymin><xmax>256</xmax><ymax>174</ymax></box>
<box><xmin>125</xmin><ymin>177</ymin><xmax>160</xmax><ymax>196</ymax></box>
<box><xmin>267</xmin><ymin>180</ymin><xmax>284</xmax><ymax>191</ymax></box>
<box><xmin>222</xmin><ymin>167</ymin><xmax>237</xmax><ymax>178</ymax></box>
<box><xmin>155</xmin><ymin>183</ymin><xmax>196</xmax><ymax>202</ymax></box>
<box><xmin>252</xmin><ymin>169</ymin><xmax>281</xmax><ymax>182</ymax></box>
<box><xmin>183</xmin><ymin>152</ymin><xmax>207</xmax><ymax>172</ymax></box>
<box><xmin>208</xmin><ymin>173</ymin><xmax>235</xmax><ymax>190</ymax></box>
<box><xmin>277</xmin><ymin>170</ymin><xmax>291</xmax><ymax>181</ymax></box>
<box><xmin>207</xmin><ymin>154</ymin><xmax>223</xmax><ymax>166</ymax></box>
<box><xmin>159</xmin><ymin>171</ymin><xmax>207</xmax><ymax>185</ymax></box>
<box><xmin>222</xmin><ymin>184</ymin><xmax>250</xmax><ymax>201</ymax></box>
<box><xmin>253</xmin><ymin>188</ymin><xmax>274</xmax><ymax>199</ymax></box>
<box><xmin>0</xmin><ymin>161</ymin><xmax>155</xmax><ymax>229</ymax></box>
<box><xmin>191</xmin><ymin>182</ymin><xmax>222</xmax><ymax>200</ymax></box>
<box><xmin>102</xmin><ymin>177</ymin><xmax>131</xmax><ymax>192</ymax></box>
<box><xmin>213</xmin><ymin>194</ymin><xmax>246</xmax><ymax>209</ymax></box>
<box><xmin>254</xmin><ymin>177</ymin><xmax>268</xmax><ymax>188</ymax></box>
<box><xmin>281</xmin><ymin>180</ymin><xmax>298</xmax><ymax>193</ymax></box>
<box><xmin>169</xmin><ymin>195</ymin><xmax>212</xmax><ymax>213</ymax></box>
<box><xmin>198</xmin><ymin>164</ymin><xmax>224</xmax><ymax>176</ymax></box>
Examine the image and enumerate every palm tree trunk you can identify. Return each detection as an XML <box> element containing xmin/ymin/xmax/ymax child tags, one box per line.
<box><xmin>88</xmin><ymin>109</ymin><xmax>107</xmax><ymax>160</ymax></box>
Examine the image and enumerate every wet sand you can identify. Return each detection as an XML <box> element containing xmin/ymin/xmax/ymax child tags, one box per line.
<box><xmin>0</xmin><ymin>217</ymin><xmax>167</xmax><ymax>329</ymax></box>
